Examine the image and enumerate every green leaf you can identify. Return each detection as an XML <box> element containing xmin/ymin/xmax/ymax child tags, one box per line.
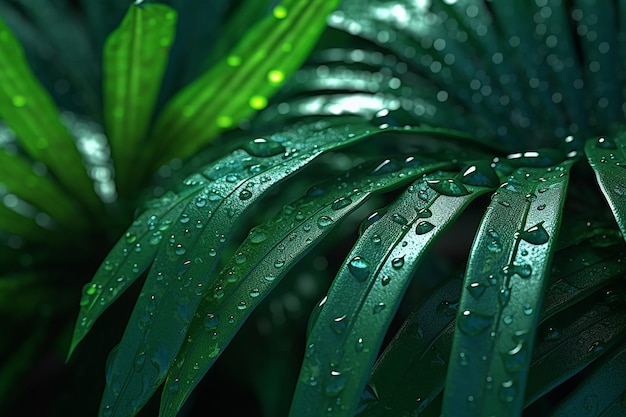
<box><xmin>442</xmin><ymin>162</ymin><xmax>572</xmax><ymax>417</ymax></box>
<box><xmin>99</xmin><ymin>118</ymin><xmax>380</xmax><ymax>417</ymax></box>
<box><xmin>527</xmin><ymin>280</ymin><xmax>626</xmax><ymax>407</ymax></box>
<box><xmin>159</xmin><ymin>154</ymin><xmax>460</xmax><ymax>417</ymax></box>
<box><xmin>360</xmin><ymin>238</ymin><xmax>625</xmax><ymax>417</ymax></box>
<box><xmin>103</xmin><ymin>4</ymin><xmax>177</xmax><ymax>193</ymax></box>
<box><xmin>67</xmin><ymin>185</ymin><xmax>206</xmax><ymax>360</ymax></box>
<box><xmin>0</xmin><ymin>16</ymin><xmax>101</xmax><ymax>213</ymax></box>
<box><xmin>0</xmin><ymin>148</ymin><xmax>87</xmax><ymax>232</ymax></box>
<box><xmin>585</xmin><ymin>133</ymin><xmax>626</xmax><ymax>240</ymax></box>
<box><xmin>0</xmin><ymin>202</ymin><xmax>53</xmax><ymax>241</ymax></box>
<box><xmin>291</xmin><ymin>165</ymin><xmax>499</xmax><ymax>417</ymax></box>
<box><xmin>548</xmin><ymin>344</ymin><xmax>626</xmax><ymax>417</ymax></box>
<box><xmin>359</xmin><ymin>276</ymin><xmax>463</xmax><ymax>417</ymax></box>
<box><xmin>150</xmin><ymin>0</ymin><xmax>341</xmax><ymax>167</ymax></box>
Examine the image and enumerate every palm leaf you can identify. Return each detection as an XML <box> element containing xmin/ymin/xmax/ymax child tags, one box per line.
<box><xmin>442</xmin><ymin>162</ymin><xmax>571</xmax><ymax>417</ymax></box>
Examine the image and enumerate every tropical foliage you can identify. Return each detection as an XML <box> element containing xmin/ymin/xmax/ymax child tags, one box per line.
<box><xmin>1</xmin><ymin>0</ymin><xmax>626</xmax><ymax>416</ymax></box>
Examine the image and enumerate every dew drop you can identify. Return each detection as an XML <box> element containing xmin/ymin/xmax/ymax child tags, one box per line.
<box><xmin>467</xmin><ymin>282</ymin><xmax>486</xmax><ymax>299</ymax></box>
<box><xmin>274</xmin><ymin>259</ymin><xmax>285</xmax><ymax>268</ymax></box>
<box><xmin>239</xmin><ymin>190</ymin><xmax>252</xmax><ymax>200</ymax></box>
<box><xmin>416</xmin><ymin>208</ymin><xmax>432</xmax><ymax>218</ymax></box>
<box><xmin>391</xmin><ymin>256</ymin><xmax>405</xmax><ymax>269</ymax></box>
<box><xmin>324</xmin><ymin>371</ymin><xmax>346</xmax><ymax>396</ymax></box>
<box><xmin>347</xmin><ymin>256</ymin><xmax>370</xmax><ymax>282</ymax></box>
<box><xmin>318</xmin><ymin>215</ymin><xmax>334</xmax><ymax>228</ymax></box>
<box><xmin>415</xmin><ymin>221</ymin><xmax>435</xmax><ymax>235</ymax></box>
<box><xmin>391</xmin><ymin>213</ymin><xmax>409</xmax><ymax>225</ymax></box>
<box><xmin>330</xmin><ymin>315</ymin><xmax>347</xmax><ymax>334</ymax></box>
<box><xmin>331</xmin><ymin>197</ymin><xmax>352</xmax><ymax>210</ymax></box>
<box><xmin>249</xmin><ymin>228</ymin><xmax>267</xmax><ymax>244</ymax></box>
<box><xmin>461</xmin><ymin>162</ymin><xmax>500</xmax><ymax>187</ymax></box>
<box><xmin>499</xmin><ymin>380</ymin><xmax>516</xmax><ymax>403</ymax></box>
<box><xmin>427</xmin><ymin>178</ymin><xmax>470</xmax><ymax>196</ymax></box>
<box><xmin>372</xmin><ymin>302</ymin><xmax>386</xmax><ymax>314</ymax></box>
<box><xmin>381</xmin><ymin>275</ymin><xmax>391</xmax><ymax>286</ymax></box>
<box><xmin>519</xmin><ymin>222</ymin><xmax>549</xmax><ymax>245</ymax></box>
<box><xmin>243</xmin><ymin>137</ymin><xmax>285</xmax><ymax>157</ymax></box>
<box><xmin>596</xmin><ymin>137</ymin><xmax>616</xmax><ymax>149</ymax></box>
<box><xmin>458</xmin><ymin>310</ymin><xmax>494</xmax><ymax>335</ymax></box>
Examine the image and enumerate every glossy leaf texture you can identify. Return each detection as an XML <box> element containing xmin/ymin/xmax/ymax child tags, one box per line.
<box><xmin>290</xmin><ymin>163</ymin><xmax>501</xmax><ymax>417</ymax></box>
<box><xmin>585</xmin><ymin>132</ymin><xmax>626</xmax><ymax>240</ymax></box>
<box><xmin>442</xmin><ymin>162</ymin><xmax>572</xmax><ymax>417</ymax></box>
<box><xmin>103</xmin><ymin>4</ymin><xmax>177</xmax><ymax>194</ymax></box>
<box><xmin>0</xmin><ymin>16</ymin><xmax>101</xmax><ymax>214</ymax></box>
<box><xmin>358</xmin><ymin>237</ymin><xmax>626</xmax><ymax>417</ymax></box>
<box><xmin>150</xmin><ymin>0</ymin><xmax>341</xmax><ymax>167</ymax></box>
<box><xmin>158</xmin><ymin>154</ymin><xmax>459</xmax><ymax>417</ymax></box>
<box><xmin>99</xmin><ymin>119</ymin><xmax>483</xmax><ymax>417</ymax></box>
<box><xmin>548</xmin><ymin>343</ymin><xmax>626</xmax><ymax>417</ymax></box>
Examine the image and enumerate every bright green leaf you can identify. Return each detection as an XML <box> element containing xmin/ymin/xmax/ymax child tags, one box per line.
<box><xmin>0</xmin><ymin>16</ymin><xmax>101</xmax><ymax>213</ymax></box>
<box><xmin>150</xmin><ymin>0</ymin><xmax>341</xmax><ymax>167</ymax></box>
<box><xmin>103</xmin><ymin>4</ymin><xmax>177</xmax><ymax>193</ymax></box>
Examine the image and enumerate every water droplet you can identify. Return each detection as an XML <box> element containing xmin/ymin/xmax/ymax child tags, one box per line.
<box><xmin>175</xmin><ymin>244</ymin><xmax>186</xmax><ymax>255</ymax></box>
<box><xmin>461</xmin><ymin>162</ymin><xmax>500</xmax><ymax>187</ymax></box>
<box><xmin>274</xmin><ymin>259</ymin><xmax>285</xmax><ymax>268</ymax></box>
<box><xmin>318</xmin><ymin>215</ymin><xmax>333</xmax><ymax>228</ymax></box>
<box><xmin>596</xmin><ymin>137</ymin><xmax>616</xmax><ymax>149</ymax></box>
<box><xmin>355</xmin><ymin>338</ymin><xmax>364</xmax><ymax>352</ymax></box>
<box><xmin>371</xmin><ymin>159</ymin><xmax>401</xmax><ymax>175</ymax></box>
<box><xmin>195</xmin><ymin>197</ymin><xmax>207</xmax><ymax>208</ymax></box>
<box><xmin>124</xmin><ymin>231</ymin><xmax>138</xmax><ymax>245</ymax></box>
<box><xmin>513</xmin><ymin>263</ymin><xmax>532</xmax><ymax>278</ymax></box>
<box><xmin>239</xmin><ymin>190</ymin><xmax>252</xmax><ymax>200</ymax></box>
<box><xmin>499</xmin><ymin>287</ymin><xmax>511</xmax><ymax>306</ymax></box>
<box><xmin>392</xmin><ymin>213</ymin><xmax>408</xmax><ymax>225</ymax></box>
<box><xmin>249</xmin><ymin>289</ymin><xmax>260</xmax><ymax>298</ymax></box>
<box><xmin>249</xmin><ymin>228</ymin><xmax>267</xmax><ymax>244</ymax></box>
<box><xmin>416</xmin><ymin>208</ymin><xmax>432</xmax><ymax>218</ymax></box>
<box><xmin>360</xmin><ymin>210</ymin><xmax>386</xmax><ymax>235</ymax></box>
<box><xmin>204</xmin><ymin>314</ymin><xmax>219</xmax><ymax>330</ymax></box>
<box><xmin>415</xmin><ymin>221</ymin><xmax>435</xmax><ymax>235</ymax></box>
<box><xmin>499</xmin><ymin>380</ymin><xmax>516</xmax><ymax>403</ymax></box>
<box><xmin>133</xmin><ymin>351</ymin><xmax>146</xmax><ymax>371</ymax></box>
<box><xmin>459</xmin><ymin>351</ymin><xmax>469</xmax><ymax>366</ymax></box>
<box><xmin>519</xmin><ymin>222</ymin><xmax>549</xmax><ymax>245</ymax></box>
<box><xmin>467</xmin><ymin>282</ymin><xmax>486</xmax><ymax>299</ymax></box>
<box><xmin>237</xmin><ymin>301</ymin><xmax>247</xmax><ymax>310</ymax></box>
<box><xmin>330</xmin><ymin>315</ymin><xmax>347</xmax><ymax>334</ymax></box>
<box><xmin>331</xmin><ymin>196</ymin><xmax>352</xmax><ymax>210</ymax></box>
<box><xmin>324</xmin><ymin>371</ymin><xmax>346</xmax><ymax>396</ymax></box>
<box><xmin>348</xmin><ymin>256</ymin><xmax>370</xmax><ymax>282</ymax></box>
<box><xmin>391</xmin><ymin>256</ymin><xmax>405</xmax><ymax>269</ymax></box>
<box><xmin>213</xmin><ymin>286</ymin><xmax>224</xmax><ymax>299</ymax></box>
<box><xmin>372</xmin><ymin>302</ymin><xmax>386</xmax><ymax>314</ymax></box>
<box><xmin>242</xmin><ymin>137</ymin><xmax>285</xmax><ymax>157</ymax></box>
<box><xmin>381</xmin><ymin>275</ymin><xmax>391</xmax><ymax>286</ymax></box>
<box><xmin>234</xmin><ymin>252</ymin><xmax>247</xmax><ymax>264</ymax></box>
<box><xmin>427</xmin><ymin>178</ymin><xmax>470</xmax><ymax>196</ymax></box>
<box><xmin>371</xmin><ymin>234</ymin><xmax>382</xmax><ymax>244</ymax></box>
<box><xmin>458</xmin><ymin>310</ymin><xmax>494</xmax><ymax>335</ymax></box>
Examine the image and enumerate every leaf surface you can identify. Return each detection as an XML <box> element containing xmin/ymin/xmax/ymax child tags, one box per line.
<box><xmin>159</xmin><ymin>154</ymin><xmax>459</xmax><ymax>416</ymax></box>
<box><xmin>585</xmin><ymin>133</ymin><xmax>626</xmax><ymax>240</ymax></box>
<box><xmin>0</xmin><ymin>16</ymin><xmax>100</xmax><ymax>213</ymax></box>
<box><xmin>103</xmin><ymin>4</ymin><xmax>177</xmax><ymax>193</ymax></box>
<box><xmin>291</xmin><ymin>163</ymin><xmax>500</xmax><ymax>417</ymax></box>
<box><xmin>442</xmin><ymin>162</ymin><xmax>572</xmax><ymax>417</ymax></box>
<box><xmin>150</xmin><ymin>0</ymin><xmax>340</xmax><ymax>167</ymax></box>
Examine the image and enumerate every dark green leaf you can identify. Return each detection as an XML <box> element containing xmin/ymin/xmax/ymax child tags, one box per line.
<box><xmin>442</xmin><ymin>162</ymin><xmax>572</xmax><ymax>417</ymax></box>
<box><xmin>159</xmin><ymin>155</ymin><xmax>459</xmax><ymax>417</ymax></box>
<box><xmin>585</xmin><ymin>133</ymin><xmax>626</xmax><ymax>240</ymax></box>
<box><xmin>291</xmin><ymin>167</ymin><xmax>497</xmax><ymax>417</ymax></box>
<box><xmin>548</xmin><ymin>343</ymin><xmax>626</xmax><ymax>417</ymax></box>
